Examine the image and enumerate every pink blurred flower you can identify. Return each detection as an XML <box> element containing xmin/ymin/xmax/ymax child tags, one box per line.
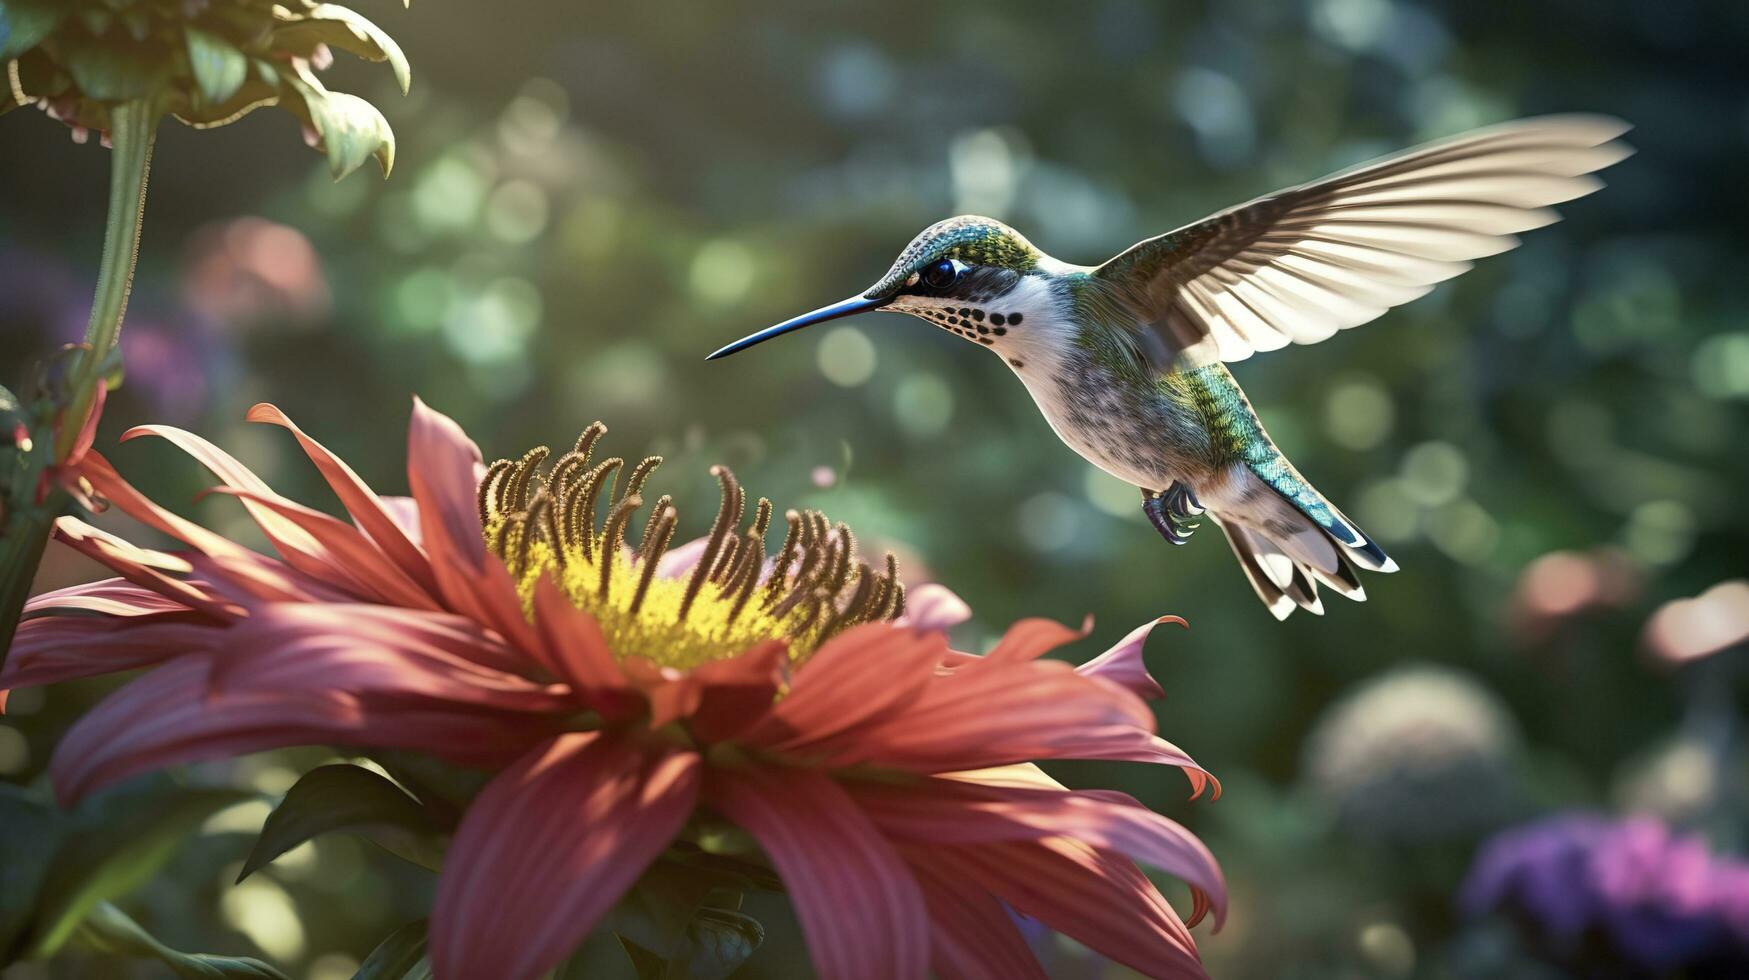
<box><xmin>5</xmin><ymin>400</ymin><xmax>1225</xmax><ymax>980</ymax></box>
<box><xmin>181</xmin><ymin>217</ymin><xmax>330</xmax><ymax>328</ymax></box>
<box><xmin>1643</xmin><ymin>580</ymin><xmax>1749</xmax><ymax>666</ymax></box>
<box><xmin>1509</xmin><ymin>548</ymin><xmax>1641</xmax><ymax>644</ymax></box>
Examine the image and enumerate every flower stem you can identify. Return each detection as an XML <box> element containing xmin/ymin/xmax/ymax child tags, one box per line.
<box><xmin>0</xmin><ymin>99</ymin><xmax>159</xmax><ymax>669</ymax></box>
<box><xmin>60</xmin><ymin>99</ymin><xmax>158</xmax><ymax>456</ymax></box>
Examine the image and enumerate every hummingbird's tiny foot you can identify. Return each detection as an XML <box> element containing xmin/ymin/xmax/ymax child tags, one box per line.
<box><xmin>1144</xmin><ymin>482</ymin><xmax>1203</xmax><ymax>546</ymax></box>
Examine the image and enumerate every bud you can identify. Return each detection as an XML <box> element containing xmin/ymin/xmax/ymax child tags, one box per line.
<box><xmin>0</xmin><ymin>0</ymin><xmax>412</xmax><ymax>179</ymax></box>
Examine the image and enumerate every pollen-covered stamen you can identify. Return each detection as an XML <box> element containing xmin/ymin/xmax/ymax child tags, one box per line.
<box><xmin>637</xmin><ymin>494</ymin><xmax>674</xmax><ymax>562</ymax></box>
<box><xmin>763</xmin><ymin>511</ymin><xmax>803</xmax><ymax>607</ymax></box>
<box><xmin>630</xmin><ymin>506</ymin><xmax>678</xmax><ymax>614</ymax></box>
<box><xmin>680</xmin><ymin>466</ymin><xmax>741</xmax><ymax>619</ymax></box>
<box><xmin>597</xmin><ymin>494</ymin><xmax>642</xmax><ymax>601</ymax></box>
<box><xmin>565</xmin><ymin>458</ymin><xmax>622</xmax><ymax>561</ymax></box>
<box><xmin>506</xmin><ymin>447</ymin><xmax>549</xmax><ymax>512</ymax></box>
<box><xmin>477</xmin><ymin>459</ymin><xmax>514</xmax><ymax>526</ymax></box>
<box><xmin>480</xmin><ymin>422</ymin><xmax>905</xmax><ymax>668</ymax></box>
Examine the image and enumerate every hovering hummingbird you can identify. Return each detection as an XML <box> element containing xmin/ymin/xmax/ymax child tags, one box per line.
<box><xmin>708</xmin><ymin>116</ymin><xmax>1631</xmax><ymax>619</ymax></box>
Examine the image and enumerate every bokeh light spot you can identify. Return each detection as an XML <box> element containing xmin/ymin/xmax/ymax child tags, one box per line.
<box><xmin>1400</xmin><ymin>441</ymin><xmax>1468</xmax><ymax>507</ymax></box>
<box><xmin>689</xmin><ymin>239</ymin><xmax>757</xmax><ymax>306</ymax></box>
<box><xmin>220</xmin><ymin>878</ymin><xmax>306</xmax><ymax>962</ymax></box>
<box><xmin>485</xmin><ymin>180</ymin><xmax>551</xmax><ymax>244</ymax></box>
<box><xmin>0</xmin><ymin>726</ymin><xmax>28</xmax><ymax>776</ymax></box>
<box><xmin>1624</xmin><ymin>499</ymin><xmax>1695</xmax><ymax>566</ymax></box>
<box><xmin>1324</xmin><ymin>375</ymin><xmax>1395</xmax><ymax>450</ymax></box>
<box><xmin>1692</xmin><ymin>332</ymin><xmax>1749</xmax><ymax>399</ymax></box>
<box><xmin>1018</xmin><ymin>492</ymin><xmax>1080</xmax><ymax>552</ymax></box>
<box><xmin>818</xmin><ymin>326</ymin><xmax>877</xmax><ymax>387</ymax></box>
<box><xmin>1084</xmin><ymin>467</ymin><xmax>1140</xmax><ymax>518</ymax></box>
<box><xmin>893</xmin><ymin>372</ymin><xmax>954</xmax><ymax>437</ymax></box>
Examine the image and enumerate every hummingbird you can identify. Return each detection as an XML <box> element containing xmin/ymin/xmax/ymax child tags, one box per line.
<box><xmin>708</xmin><ymin>116</ymin><xmax>1632</xmax><ymax>619</ymax></box>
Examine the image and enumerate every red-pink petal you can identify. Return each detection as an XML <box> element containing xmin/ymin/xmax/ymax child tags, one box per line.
<box><xmin>683</xmin><ymin>639</ymin><xmax>788</xmax><ymax>742</ymax></box>
<box><xmin>208</xmin><ymin>603</ymin><xmax>566</xmax><ymax>711</ymax></box>
<box><xmin>50</xmin><ymin>656</ymin><xmax>542</xmax><ymax>804</ymax></box>
<box><xmin>528</xmin><ymin>576</ymin><xmax>640</xmax><ymax>718</ymax></box>
<box><xmin>706</xmin><ymin>765</ymin><xmax>928</xmax><ymax>980</ymax></box>
<box><xmin>71</xmin><ymin>458</ymin><xmax>328</xmax><ymax>605</ymax></box>
<box><xmin>738</xmin><ymin>623</ymin><xmax>946</xmax><ymax>757</ymax></box>
<box><xmin>246</xmin><ymin>403</ymin><xmax>435</xmax><ymax>591</ymax></box>
<box><xmin>122</xmin><ymin>424</ymin><xmax>345</xmax><ymax>582</ymax></box>
<box><xmin>431</xmin><ymin>733</ymin><xmax>700</xmax><ymax>980</ymax></box>
<box><xmin>2</xmin><ymin>613</ymin><xmax>215</xmax><ymax>692</ymax></box>
<box><xmin>907</xmin><ymin>858</ymin><xmax>1047</xmax><ymax>980</ymax></box>
<box><xmin>377</xmin><ymin>495</ymin><xmax>424</xmax><ymax>546</ymax></box>
<box><xmin>1075</xmin><ymin>616</ymin><xmax>1186</xmax><ymax>701</ymax></box>
<box><xmin>982</xmin><ymin>616</ymin><xmax>1092</xmax><ymax>665</ymax></box>
<box><xmin>920</xmin><ymin>839</ymin><xmax>1208</xmax><ymax>979</ymax></box>
<box><xmin>24</xmin><ymin>576</ymin><xmax>201</xmax><ymax>618</ymax></box>
<box><xmin>820</xmin><ymin>658</ymin><xmax>1220</xmax><ymax>798</ymax></box>
<box><xmin>896</xmin><ymin>583</ymin><xmax>973</xmax><ymax>633</ymax></box>
<box><xmin>849</xmin><ymin>775</ymin><xmax>1227</xmax><ymax>929</ymax></box>
<box><xmin>406</xmin><ymin>398</ymin><xmax>539</xmax><ymax>654</ymax></box>
<box><xmin>52</xmin><ymin>516</ymin><xmax>238</xmax><ymax>618</ymax></box>
<box><xmin>201</xmin><ymin>487</ymin><xmax>438</xmax><ymax>611</ymax></box>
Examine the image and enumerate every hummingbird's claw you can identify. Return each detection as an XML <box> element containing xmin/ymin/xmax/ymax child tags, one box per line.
<box><xmin>1144</xmin><ymin>482</ymin><xmax>1205</xmax><ymax>546</ymax></box>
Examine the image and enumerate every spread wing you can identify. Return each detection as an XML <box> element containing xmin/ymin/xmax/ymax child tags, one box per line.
<box><xmin>1095</xmin><ymin>115</ymin><xmax>1632</xmax><ymax>365</ymax></box>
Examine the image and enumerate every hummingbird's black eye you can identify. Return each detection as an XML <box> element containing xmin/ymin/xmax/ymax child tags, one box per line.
<box><xmin>921</xmin><ymin>259</ymin><xmax>959</xmax><ymax>291</ymax></box>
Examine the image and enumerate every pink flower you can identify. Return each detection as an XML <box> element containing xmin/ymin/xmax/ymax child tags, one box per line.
<box><xmin>6</xmin><ymin>400</ymin><xmax>1225</xmax><ymax>980</ymax></box>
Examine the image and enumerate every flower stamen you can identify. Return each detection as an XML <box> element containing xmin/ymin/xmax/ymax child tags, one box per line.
<box><xmin>481</xmin><ymin>423</ymin><xmax>903</xmax><ymax>668</ymax></box>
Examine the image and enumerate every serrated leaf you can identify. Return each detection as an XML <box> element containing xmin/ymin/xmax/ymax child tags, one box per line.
<box><xmin>0</xmin><ymin>1</ymin><xmax>64</xmax><ymax>60</ymax></box>
<box><xmin>274</xmin><ymin>4</ymin><xmax>410</xmax><ymax>94</ymax></box>
<box><xmin>28</xmin><ymin>782</ymin><xmax>251</xmax><ymax>958</ymax></box>
<box><xmin>239</xmin><ymin>764</ymin><xmax>446</xmax><ymax>882</ymax></box>
<box><xmin>76</xmin><ymin>902</ymin><xmax>290</xmax><ymax>980</ymax></box>
<box><xmin>287</xmin><ymin>72</ymin><xmax>396</xmax><ymax>179</ymax></box>
<box><xmin>352</xmin><ymin>919</ymin><xmax>431</xmax><ymax>980</ymax></box>
<box><xmin>184</xmin><ymin>28</ymin><xmax>247</xmax><ymax>106</ymax></box>
<box><xmin>0</xmin><ymin>783</ymin><xmax>64</xmax><ymax>966</ymax></box>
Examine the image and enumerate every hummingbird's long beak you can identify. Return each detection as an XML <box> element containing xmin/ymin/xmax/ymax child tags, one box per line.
<box><xmin>706</xmin><ymin>294</ymin><xmax>890</xmax><ymax>360</ymax></box>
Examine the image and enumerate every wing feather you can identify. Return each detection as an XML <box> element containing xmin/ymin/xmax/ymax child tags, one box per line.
<box><xmin>1095</xmin><ymin>115</ymin><xmax>1631</xmax><ymax>364</ymax></box>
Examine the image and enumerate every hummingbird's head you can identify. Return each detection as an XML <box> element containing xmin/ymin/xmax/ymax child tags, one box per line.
<box><xmin>706</xmin><ymin>215</ymin><xmax>1056</xmax><ymax>361</ymax></box>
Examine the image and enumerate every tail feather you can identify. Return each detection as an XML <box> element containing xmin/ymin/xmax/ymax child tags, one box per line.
<box><xmin>1200</xmin><ymin>456</ymin><xmax>1391</xmax><ymax>619</ymax></box>
<box><xmin>1247</xmin><ymin>454</ymin><xmax>1396</xmax><ymax>572</ymax></box>
<box><xmin>1217</xmin><ymin>518</ymin><xmax>1328</xmax><ymax>620</ymax></box>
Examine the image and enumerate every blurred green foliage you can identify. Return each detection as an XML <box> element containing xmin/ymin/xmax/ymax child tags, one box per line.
<box><xmin>3</xmin><ymin>0</ymin><xmax>1747</xmax><ymax>977</ymax></box>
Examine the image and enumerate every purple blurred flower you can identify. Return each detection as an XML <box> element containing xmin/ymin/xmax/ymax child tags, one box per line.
<box><xmin>0</xmin><ymin>243</ymin><xmax>229</xmax><ymax>422</ymax></box>
<box><xmin>1462</xmin><ymin>813</ymin><xmax>1749</xmax><ymax>973</ymax></box>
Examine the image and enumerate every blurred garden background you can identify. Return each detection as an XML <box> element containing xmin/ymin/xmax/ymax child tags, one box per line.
<box><xmin>4</xmin><ymin>0</ymin><xmax>1748</xmax><ymax>977</ymax></box>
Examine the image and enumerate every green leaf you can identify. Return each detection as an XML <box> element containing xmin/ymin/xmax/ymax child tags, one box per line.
<box><xmin>57</xmin><ymin>36</ymin><xmax>170</xmax><ymax>102</ymax></box>
<box><xmin>239</xmin><ymin>764</ymin><xmax>447</xmax><ymax>882</ymax></box>
<box><xmin>612</xmin><ymin>907</ymin><xmax>763</xmax><ymax>980</ymax></box>
<box><xmin>0</xmin><ymin>783</ymin><xmax>64</xmax><ymax>966</ymax></box>
<box><xmin>607</xmin><ymin>860</ymin><xmax>765</xmax><ymax>980</ymax></box>
<box><xmin>274</xmin><ymin>4</ymin><xmax>411</xmax><ymax>95</ymax></box>
<box><xmin>287</xmin><ymin>71</ymin><xmax>396</xmax><ymax>180</ymax></box>
<box><xmin>28</xmin><ymin>782</ymin><xmax>251</xmax><ymax>958</ymax></box>
<box><xmin>352</xmin><ymin>919</ymin><xmax>432</xmax><ymax>980</ymax></box>
<box><xmin>0</xmin><ymin>0</ymin><xmax>64</xmax><ymax>60</ymax></box>
<box><xmin>184</xmin><ymin>28</ymin><xmax>247</xmax><ymax>106</ymax></box>
<box><xmin>614</xmin><ymin>934</ymin><xmax>668</xmax><ymax>980</ymax></box>
<box><xmin>607</xmin><ymin>860</ymin><xmax>729</xmax><ymax>958</ymax></box>
<box><xmin>75</xmin><ymin>902</ymin><xmax>290</xmax><ymax>980</ymax></box>
<box><xmin>679</xmin><ymin>907</ymin><xmax>763</xmax><ymax>980</ymax></box>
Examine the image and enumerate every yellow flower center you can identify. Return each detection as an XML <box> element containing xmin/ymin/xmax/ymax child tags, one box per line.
<box><xmin>479</xmin><ymin>423</ymin><xmax>904</xmax><ymax>670</ymax></box>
